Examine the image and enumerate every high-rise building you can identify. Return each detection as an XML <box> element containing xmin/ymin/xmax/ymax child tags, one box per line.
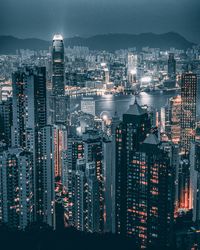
<box><xmin>81</xmin><ymin>97</ymin><xmax>96</xmax><ymax>116</ymax></box>
<box><xmin>115</xmin><ymin>100</ymin><xmax>151</xmax><ymax>235</ymax></box>
<box><xmin>74</xmin><ymin>159</ymin><xmax>100</xmax><ymax>233</ymax></box>
<box><xmin>37</xmin><ymin>126</ymin><xmax>55</xmax><ymax>227</ymax></box>
<box><xmin>12</xmin><ymin>66</ymin><xmax>47</xmax><ymax>149</ymax></box>
<box><xmin>11</xmin><ymin>67</ymin><xmax>55</xmax><ymax>227</ymax></box>
<box><xmin>0</xmin><ymin>98</ymin><xmax>12</xmax><ymax>147</ymax></box>
<box><xmin>52</xmin><ymin>34</ymin><xmax>65</xmax><ymax>96</ymax></box>
<box><xmin>49</xmin><ymin>95</ymin><xmax>70</xmax><ymax>126</ymax></box>
<box><xmin>180</xmin><ymin>73</ymin><xmax>197</xmax><ymax>153</ymax></box>
<box><xmin>190</xmin><ymin>140</ymin><xmax>200</xmax><ymax>222</ymax></box>
<box><xmin>127</xmin><ymin>53</ymin><xmax>137</xmax><ymax>84</ymax></box>
<box><xmin>0</xmin><ymin>148</ymin><xmax>34</xmax><ymax>229</ymax></box>
<box><xmin>168</xmin><ymin>53</ymin><xmax>176</xmax><ymax>80</ymax></box>
<box><xmin>83</xmin><ymin>128</ymin><xmax>104</xmax><ymax>232</ymax></box>
<box><xmin>62</xmin><ymin>136</ymin><xmax>84</xmax><ymax>226</ymax></box>
<box><xmin>53</xmin><ymin>124</ymin><xmax>67</xmax><ymax>177</ymax></box>
<box><xmin>168</xmin><ymin>95</ymin><xmax>181</xmax><ymax>144</ymax></box>
<box><xmin>74</xmin><ymin>158</ymin><xmax>87</xmax><ymax>231</ymax></box>
<box><xmin>126</xmin><ymin>134</ymin><xmax>174</xmax><ymax>248</ymax></box>
<box><xmin>110</xmin><ymin>111</ymin><xmax>120</xmax><ymax>233</ymax></box>
<box><xmin>103</xmin><ymin>135</ymin><xmax>113</xmax><ymax>232</ymax></box>
<box><xmin>85</xmin><ymin>161</ymin><xmax>100</xmax><ymax>233</ymax></box>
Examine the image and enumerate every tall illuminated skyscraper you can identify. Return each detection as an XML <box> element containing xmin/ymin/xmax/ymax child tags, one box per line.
<box><xmin>168</xmin><ymin>53</ymin><xmax>176</xmax><ymax>80</ymax></box>
<box><xmin>115</xmin><ymin>101</ymin><xmax>151</xmax><ymax>235</ymax></box>
<box><xmin>0</xmin><ymin>148</ymin><xmax>34</xmax><ymax>230</ymax></box>
<box><xmin>180</xmin><ymin>73</ymin><xmax>197</xmax><ymax>153</ymax></box>
<box><xmin>169</xmin><ymin>95</ymin><xmax>181</xmax><ymax>144</ymax></box>
<box><xmin>11</xmin><ymin>66</ymin><xmax>55</xmax><ymax>228</ymax></box>
<box><xmin>52</xmin><ymin>34</ymin><xmax>65</xmax><ymax>96</ymax></box>
<box><xmin>74</xmin><ymin>159</ymin><xmax>100</xmax><ymax>233</ymax></box>
<box><xmin>127</xmin><ymin>53</ymin><xmax>137</xmax><ymax>84</ymax></box>
<box><xmin>83</xmin><ymin>129</ymin><xmax>104</xmax><ymax>232</ymax></box>
<box><xmin>126</xmin><ymin>134</ymin><xmax>174</xmax><ymax>248</ymax></box>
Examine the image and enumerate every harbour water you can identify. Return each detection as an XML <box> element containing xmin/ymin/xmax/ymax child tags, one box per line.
<box><xmin>72</xmin><ymin>91</ymin><xmax>178</xmax><ymax>118</ymax></box>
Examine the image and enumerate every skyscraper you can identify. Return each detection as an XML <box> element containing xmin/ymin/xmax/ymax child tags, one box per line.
<box><xmin>11</xmin><ymin>66</ymin><xmax>55</xmax><ymax>227</ymax></box>
<box><xmin>127</xmin><ymin>53</ymin><xmax>137</xmax><ymax>84</ymax></box>
<box><xmin>168</xmin><ymin>95</ymin><xmax>181</xmax><ymax>144</ymax></box>
<box><xmin>81</xmin><ymin>97</ymin><xmax>96</xmax><ymax>116</ymax></box>
<box><xmin>0</xmin><ymin>148</ymin><xmax>34</xmax><ymax>229</ymax></box>
<box><xmin>115</xmin><ymin>100</ymin><xmax>151</xmax><ymax>235</ymax></box>
<box><xmin>126</xmin><ymin>134</ymin><xmax>174</xmax><ymax>248</ymax></box>
<box><xmin>52</xmin><ymin>34</ymin><xmax>65</xmax><ymax>96</ymax></box>
<box><xmin>53</xmin><ymin>124</ymin><xmax>67</xmax><ymax>178</ymax></box>
<box><xmin>190</xmin><ymin>140</ymin><xmax>200</xmax><ymax>223</ymax></box>
<box><xmin>49</xmin><ymin>95</ymin><xmax>70</xmax><ymax>126</ymax></box>
<box><xmin>62</xmin><ymin>136</ymin><xmax>84</xmax><ymax>226</ymax></box>
<box><xmin>74</xmin><ymin>159</ymin><xmax>100</xmax><ymax>233</ymax></box>
<box><xmin>83</xmin><ymin>129</ymin><xmax>104</xmax><ymax>232</ymax></box>
<box><xmin>38</xmin><ymin>126</ymin><xmax>55</xmax><ymax>227</ymax></box>
<box><xmin>12</xmin><ymin>66</ymin><xmax>47</xmax><ymax>149</ymax></box>
<box><xmin>103</xmin><ymin>135</ymin><xmax>113</xmax><ymax>232</ymax></box>
<box><xmin>0</xmin><ymin>98</ymin><xmax>12</xmax><ymax>147</ymax></box>
<box><xmin>180</xmin><ymin>73</ymin><xmax>197</xmax><ymax>153</ymax></box>
<box><xmin>168</xmin><ymin>53</ymin><xmax>176</xmax><ymax>80</ymax></box>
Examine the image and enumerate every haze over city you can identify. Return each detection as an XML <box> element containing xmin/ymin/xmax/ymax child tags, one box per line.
<box><xmin>1</xmin><ymin>0</ymin><xmax>200</xmax><ymax>43</ymax></box>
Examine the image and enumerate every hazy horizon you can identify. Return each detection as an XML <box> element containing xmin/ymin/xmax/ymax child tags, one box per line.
<box><xmin>1</xmin><ymin>0</ymin><xmax>200</xmax><ymax>43</ymax></box>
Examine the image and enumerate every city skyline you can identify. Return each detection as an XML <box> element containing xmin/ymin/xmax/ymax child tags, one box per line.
<box><xmin>0</xmin><ymin>1</ymin><xmax>200</xmax><ymax>249</ymax></box>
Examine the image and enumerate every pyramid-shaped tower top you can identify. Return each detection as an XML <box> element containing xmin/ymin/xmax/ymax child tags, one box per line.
<box><xmin>125</xmin><ymin>98</ymin><xmax>147</xmax><ymax>116</ymax></box>
<box><xmin>143</xmin><ymin>133</ymin><xmax>160</xmax><ymax>145</ymax></box>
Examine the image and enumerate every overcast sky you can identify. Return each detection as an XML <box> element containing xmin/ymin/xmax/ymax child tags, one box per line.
<box><xmin>0</xmin><ymin>0</ymin><xmax>200</xmax><ymax>42</ymax></box>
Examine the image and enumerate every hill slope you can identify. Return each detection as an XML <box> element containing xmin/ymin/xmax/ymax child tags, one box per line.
<box><xmin>0</xmin><ymin>32</ymin><xmax>194</xmax><ymax>54</ymax></box>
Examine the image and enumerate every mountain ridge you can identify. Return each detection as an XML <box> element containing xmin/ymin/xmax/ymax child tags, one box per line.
<box><xmin>0</xmin><ymin>32</ymin><xmax>195</xmax><ymax>54</ymax></box>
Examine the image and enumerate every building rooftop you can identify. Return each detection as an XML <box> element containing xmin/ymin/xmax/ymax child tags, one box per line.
<box><xmin>125</xmin><ymin>99</ymin><xmax>147</xmax><ymax>116</ymax></box>
<box><xmin>53</xmin><ymin>34</ymin><xmax>63</xmax><ymax>41</ymax></box>
<box><xmin>143</xmin><ymin>134</ymin><xmax>160</xmax><ymax>145</ymax></box>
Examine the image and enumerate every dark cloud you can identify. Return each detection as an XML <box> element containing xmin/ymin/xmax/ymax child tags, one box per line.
<box><xmin>0</xmin><ymin>0</ymin><xmax>200</xmax><ymax>42</ymax></box>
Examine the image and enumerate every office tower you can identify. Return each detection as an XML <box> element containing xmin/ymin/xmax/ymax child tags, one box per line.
<box><xmin>38</xmin><ymin>126</ymin><xmax>55</xmax><ymax>227</ymax></box>
<box><xmin>85</xmin><ymin>162</ymin><xmax>100</xmax><ymax>233</ymax></box>
<box><xmin>126</xmin><ymin>134</ymin><xmax>174</xmax><ymax>248</ymax></box>
<box><xmin>62</xmin><ymin>136</ymin><xmax>84</xmax><ymax>226</ymax></box>
<box><xmin>180</xmin><ymin>73</ymin><xmax>197</xmax><ymax>153</ymax></box>
<box><xmin>11</xmin><ymin>67</ymin><xmax>55</xmax><ymax>227</ymax></box>
<box><xmin>53</xmin><ymin>124</ymin><xmax>67</xmax><ymax>177</ymax></box>
<box><xmin>159</xmin><ymin>107</ymin><xmax>166</xmax><ymax>133</ymax></box>
<box><xmin>103</xmin><ymin>136</ymin><xmax>112</xmax><ymax>232</ymax></box>
<box><xmin>83</xmin><ymin>128</ymin><xmax>104</xmax><ymax>232</ymax></box>
<box><xmin>0</xmin><ymin>98</ymin><xmax>12</xmax><ymax>147</ymax></box>
<box><xmin>74</xmin><ymin>159</ymin><xmax>100</xmax><ymax>233</ymax></box>
<box><xmin>168</xmin><ymin>53</ymin><xmax>176</xmax><ymax>80</ymax></box>
<box><xmin>12</xmin><ymin>66</ymin><xmax>47</xmax><ymax>149</ymax></box>
<box><xmin>115</xmin><ymin>100</ymin><xmax>151</xmax><ymax>235</ymax></box>
<box><xmin>190</xmin><ymin>140</ymin><xmax>200</xmax><ymax>222</ymax></box>
<box><xmin>81</xmin><ymin>97</ymin><xmax>96</xmax><ymax>116</ymax></box>
<box><xmin>104</xmin><ymin>68</ymin><xmax>110</xmax><ymax>87</ymax></box>
<box><xmin>74</xmin><ymin>158</ymin><xmax>86</xmax><ymax>231</ymax></box>
<box><xmin>52</xmin><ymin>34</ymin><xmax>65</xmax><ymax>96</ymax></box>
<box><xmin>172</xmin><ymin>145</ymin><xmax>181</xmax><ymax>210</ymax></box>
<box><xmin>0</xmin><ymin>148</ymin><xmax>34</xmax><ymax>229</ymax></box>
<box><xmin>127</xmin><ymin>53</ymin><xmax>137</xmax><ymax>84</ymax></box>
<box><xmin>110</xmin><ymin>111</ymin><xmax>120</xmax><ymax>233</ymax></box>
<box><xmin>49</xmin><ymin>95</ymin><xmax>70</xmax><ymax>125</ymax></box>
<box><xmin>169</xmin><ymin>95</ymin><xmax>181</xmax><ymax>144</ymax></box>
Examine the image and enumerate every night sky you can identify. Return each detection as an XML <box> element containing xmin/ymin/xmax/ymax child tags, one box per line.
<box><xmin>1</xmin><ymin>0</ymin><xmax>200</xmax><ymax>42</ymax></box>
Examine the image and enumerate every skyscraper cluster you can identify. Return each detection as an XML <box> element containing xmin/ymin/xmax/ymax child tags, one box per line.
<box><xmin>0</xmin><ymin>33</ymin><xmax>200</xmax><ymax>250</ymax></box>
<box><xmin>0</xmin><ymin>66</ymin><xmax>55</xmax><ymax>229</ymax></box>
